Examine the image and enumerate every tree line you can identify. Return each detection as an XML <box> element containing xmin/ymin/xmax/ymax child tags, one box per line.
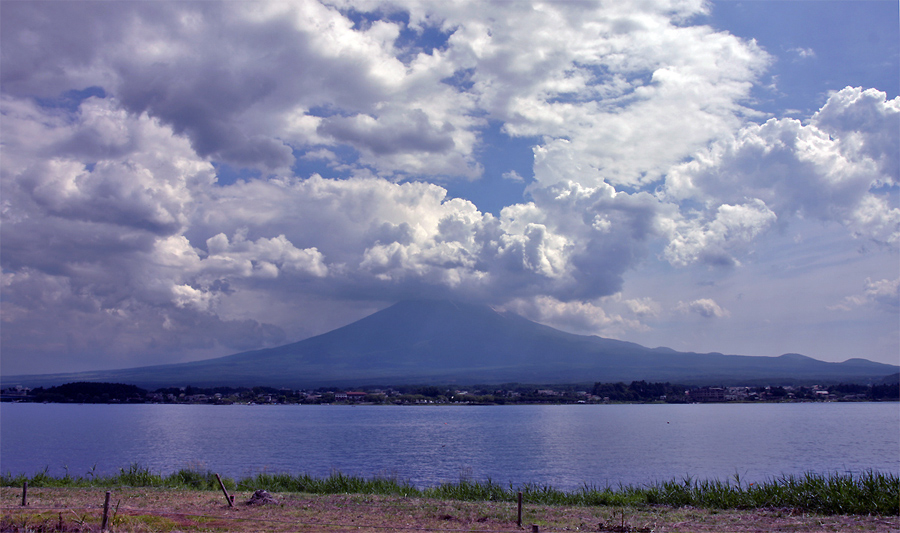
<box><xmin>4</xmin><ymin>379</ymin><xmax>898</xmax><ymax>404</ymax></box>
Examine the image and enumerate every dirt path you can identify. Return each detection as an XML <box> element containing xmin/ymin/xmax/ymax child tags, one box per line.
<box><xmin>2</xmin><ymin>487</ymin><xmax>898</xmax><ymax>532</ymax></box>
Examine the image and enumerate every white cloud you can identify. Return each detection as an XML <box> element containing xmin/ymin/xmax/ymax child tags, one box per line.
<box><xmin>830</xmin><ymin>277</ymin><xmax>900</xmax><ymax>313</ymax></box>
<box><xmin>501</xmin><ymin>295</ymin><xmax>646</xmax><ymax>337</ymax></box>
<box><xmin>676</xmin><ymin>298</ymin><xmax>730</xmax><ymax>318</ymax></box>
<box><xmin>1</xmin><ymin>90</ymin><xmax>673</xmax><ymax>368</ymax></box>
<box><xmin>0</xmin><ymin>0</ymin><xmax>771</xmax><ymax>186</ymax></box>
<box><xmin>1</xmin><ymin>1</ymin><xmax>897</xmax><ymax>372</ymax></box>
<box><xmin>790</xmin><ymin>47</ymin><xmax>816</xmax><ymax>60</ymax></box>
<box><xmin>193</xmin><ymin>175</ymin><xmax>660</xmax><ymax>303</ymax></box>
<box><xmin>622</xmin><ymin>297</ymin><xmax>662</xmax><ymax>318</ymax></box>
<box><xmin>436</xmin><ymin>0</ymin><xmax>770</xmax><ymax>189</ymax></box>
<box><xmin>502</xmin><ymin>170</ymin><xmax>525</xmax><ymax>182</ymax></box>
<box><xmin>203</xmin><ymin>232</ymin><xmax>328</xmax><ymax>279</ymax></box>
<box><xmin>1</xmin><ymin>96</ymin><xmax>214</xmax><ymax>237</ymax></box>
<box><xmin>663</xmin><ymin>199</ymin><xmax>777</xmax><ymax>267</ymax></box>
<box><xmin>664</xmin><ymin>87</ymin><xmax>900</xmax><ymax>247</ymax></box>
<box><xmin>865</xmin><ymin>277</ymin><xmax>900</xmax><ymax>312</ymax></box>
<box><xmin>812</xmin><ymin>87</ymin><xmax>899</xmax><ymax>185</ymax></box>
<box><xmin>0</xmin><ymin>95</ymin><xmax>322</xmax><ymax>368</ymax></box>
<box><xmin>0</xmin><ymin>1</ymin><xmax>483</xmax><ymax>177</ymax></box>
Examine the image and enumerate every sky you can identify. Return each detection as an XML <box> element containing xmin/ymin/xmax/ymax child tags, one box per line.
<box><xmin>1</xmin><ymin>0</ymin><xmax>898</xmax><ymax>376</ymax></box>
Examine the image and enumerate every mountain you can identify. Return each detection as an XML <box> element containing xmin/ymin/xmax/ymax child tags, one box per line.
<box><xmin>4</xmin><ymin>300</ymin><xmax>897</xmax><ymax>389</ymax></box>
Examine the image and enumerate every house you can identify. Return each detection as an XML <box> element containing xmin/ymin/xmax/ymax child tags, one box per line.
<box><xmin>689</xmin><ymin>387</ymin><xmax>726</xmax><ymax>402</ymax></box>
<box><xmin>726</xmin><ymin>387</ymin><xmax>750</xmax><ymax>401</ymax></box>
<box><xmin>0</xmin><ymin>386</ymin><xmax>32</xmax><ymax>402</ymax></box>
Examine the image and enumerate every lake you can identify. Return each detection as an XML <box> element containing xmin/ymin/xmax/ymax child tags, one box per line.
<box><xmin>1</xmin><ymin>402</ymin><xmax>897</xmax><ymax>491</ymax></box>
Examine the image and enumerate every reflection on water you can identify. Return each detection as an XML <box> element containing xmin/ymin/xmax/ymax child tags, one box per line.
<box><xmin>2</xmin><ymin>403</ymin><xmax>897</xmax><ymax>490</ymax></box>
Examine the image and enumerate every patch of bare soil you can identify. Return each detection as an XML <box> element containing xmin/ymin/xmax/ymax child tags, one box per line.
<box><xmin>1</xmin><ymin>487</ymin><xmax>897</xmax><ymax>533</ymax></box>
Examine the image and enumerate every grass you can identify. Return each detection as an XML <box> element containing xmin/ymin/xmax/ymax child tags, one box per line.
<box><xmin>641</xmin><ymin>472</ymin><xmax>900</xmax><ymax>515</ymax></box>
<box><xmin>2</xmin><ymin>465</ymin><xmax>897</xmax><ymax>516</ymax></box>
<box><xmin>2</xmin><ymin>464</ymin><xmax>234</xmax><ymax>491</ymax></box>
<box><xmin>2</xmin><ymin>486</ymin><xmax>898</xmax><ymax>533</ymax></box>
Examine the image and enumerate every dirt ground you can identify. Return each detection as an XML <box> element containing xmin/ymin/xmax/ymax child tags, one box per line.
<box><xmin>1</xmin><ymin>487</ymin><xmax>898</xmax><ymax>533</ymax></box>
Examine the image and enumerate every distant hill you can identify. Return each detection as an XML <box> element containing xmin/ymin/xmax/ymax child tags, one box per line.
<box><xmin>4</xmin><ymin>300</ymin><xmax>898</xmax><ymax>389</ymax></box>
<box><xmin>880</xmin><ymin>373</ymin><xmax>900</xmax><ymax>385</ymax></box>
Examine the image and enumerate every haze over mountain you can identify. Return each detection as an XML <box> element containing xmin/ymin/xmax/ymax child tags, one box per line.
<box><xmin>4</xmin><ymin>300</ymin><xmax>896</xmax><ymax>390</ymax></box>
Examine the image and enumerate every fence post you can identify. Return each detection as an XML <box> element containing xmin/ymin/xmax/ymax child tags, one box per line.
<box><xmin>517</xmin><ymin>491</ymin><xmax>523</xmax><ymax>527</ymax></box>
<box><xmin>21</xmin><ymin>481</ymin><xmax>27</xmax><ymax>506</ymax></box>
<box><xmin>100</xmin><ymin>491</ymin><xmax>111</xmax><ymax>532</ymax></box>
<box><xmin>215</xmin><ymin>473</ymin><xmax>235</xmax><ymax>508</ymax></box>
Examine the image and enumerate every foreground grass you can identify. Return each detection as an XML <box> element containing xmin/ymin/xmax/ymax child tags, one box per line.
<box><xmin>3</xmin><ymin>487</ymin><xmax>899</xmax><ymax>533</ymax></box>
<box><xmin>2</xmin><ymin>466</ymin><xmax>897</xmax><ymax>516</ymax></box>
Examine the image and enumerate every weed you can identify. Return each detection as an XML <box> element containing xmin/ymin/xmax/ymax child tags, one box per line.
<box><xmin>2</xmin><ymin>467</ymin><xmax>896</xmax><ymax>515</ymax></box>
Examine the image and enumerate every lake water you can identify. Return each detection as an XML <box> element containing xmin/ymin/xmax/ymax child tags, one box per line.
<box><xmin>1</xmin><ymin>403</ymin><xmax>897</xmax><ymax>491</ymax></box>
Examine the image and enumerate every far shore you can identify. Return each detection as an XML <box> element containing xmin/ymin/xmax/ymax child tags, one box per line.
<box><xmin>4</xmin><ymin>379</ymin><xmax>898</xmax><ymax>405</ymax></box>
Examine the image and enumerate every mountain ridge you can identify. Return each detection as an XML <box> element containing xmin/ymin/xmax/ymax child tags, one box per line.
<box><xmin>3</xmin><ymin>300</ymin><xmax>897</xmax><ymax>389</ymax></box>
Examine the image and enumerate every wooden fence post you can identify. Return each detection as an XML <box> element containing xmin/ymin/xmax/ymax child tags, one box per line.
<box><xmin>517</xmin><ymin>491</ymin><xmax>523</xmax><ymax>527</ymax></box>
<box><xmin>215</xmin><ymin>473</ymin><xmax>235</xmax><ymax>508</ymax></box>
<box><xmin>20</xmin><ymin>481</ymin><xmax>27</xmax><ymax>506</ymax></box>
<box><xmin>100</xmin><ymin>491</ymin><xmax>111</xmax><ymax>532</ymax></box>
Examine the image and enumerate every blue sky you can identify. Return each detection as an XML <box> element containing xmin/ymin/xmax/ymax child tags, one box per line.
<box><xmin>711</xmin><ymin>1</ymin><xmax>899</xmax><ymax>114</ymax></box>
<box><xmin>1</xmin><ymin>0</ymin><xmax>897</xmax><ymax>375</ymax></box>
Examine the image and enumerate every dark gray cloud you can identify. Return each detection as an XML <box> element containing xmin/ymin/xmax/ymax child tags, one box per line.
<box><xmin>318</xmin><ymin>109</ymin><xmax>455</xmax><ymax>155</ymax></box>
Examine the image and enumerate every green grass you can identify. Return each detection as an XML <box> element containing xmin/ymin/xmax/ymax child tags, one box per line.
<box><xmin>642</xmin><ymin>472</ymin><xmax>900</xmax><ymax>515</ymax></box>
<box><xmin>235</xmin><ymin>470</ymin><xmax>420</xmax><ymax>497</ymax></box>
<box><xmin>3</xmin><ymin>466</ymin><xmax>897</xmax><ymax>516</ymax></box>
<box><xmin>1</xmin><ymin>464</ymin><xmax>234</xmax><ymax>491</ymax></box>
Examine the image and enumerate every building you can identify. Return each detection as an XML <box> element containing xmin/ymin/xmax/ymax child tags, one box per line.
<box><xmin>689</xmin><ymin>387</ymin><xmax>726</xmax><ymax>402</ymax></box>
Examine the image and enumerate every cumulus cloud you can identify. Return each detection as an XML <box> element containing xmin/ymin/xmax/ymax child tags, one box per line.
<box><xmin>1</xmin><ymin>1</ymin><xmax>897</xmax><ymax>372</ymax></box>
<box><xmin>191</xmin><ymin>175</ymin><xmax>661</xmax><ymax>303</ymax></box>
<box><xmin>864</xmin><ymin>278</ymin><xmax>900</xmax><ymax>312</ymax></box>
<box><xmin>426</xmin><ymin>0</ymin><xmax>769</xmax><ymax>188</ymax></box>
<box><xmin>830</xmin><ymin>277</ymin><xmax>900</xmax><ymax>313</ymax></box>
<box><xmin>677</xmin><ymin>298</ymin><xmax>731</xmax><ymax>318</ymax></box>
<box><xmin>0</xmin><ymin>1</ymin><xmax>482</xmax><ymax>177</ymax></box>
<box><xmin>622</xmin><ymin>297</ymin><xmax>663</xmax><ymax>318</ymax></box>
<box><xmin>790</xmin><ymin>47</ymin><xmax>816</xmax><ymax>60</ymax></box>
<box><xmin>2</xmin><ymin>90</ymin><xmax>671</xmax><ymax>367</ymax></box>
<box><xmin>812</xmin><ymin>87</ymin><xmax>899</xmax><ymax>184</ymax></box>
<box><xmin>501</xmin><ymin>295</ymin><xmax>646</xmax><ymax>337</ymax></box>
<box><xmin>502</xmin><ymin>170</ymin><xmax>525</xmax><ymax>182</ymax></box>
<box><xmin>0</xmin><ymin>95</ymin><xmax>322</xmax><ymax>368</ymax></box>
<box><xmin>664</xmin><ymin>87</ymin><xmax>900</xmax><ymax>249</ymax></box>
<box><xmin>1</xmin><ymin>96</ymin><xmax>213</xmax><ymax>236</ymax></box>
<box><xmin>664</xmin><ymin>199</ymin><xmax>777</xmax><ymax>267</ymax></box>
<box><xmin>0</xmin><ymin>0</ymin><xmax>771</xmax><ymax>185</ymax></box>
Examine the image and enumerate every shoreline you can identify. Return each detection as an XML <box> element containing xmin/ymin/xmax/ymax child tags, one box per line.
<box><xmin>4</xmin><ymin>468</ymin><xmax>897</xmax><ymax>517</ymax></box>
<box><xmin>5</xmin><ymin>380</ymin><xmax>898</xmax><ymax>405</ymax></box>
<box><xmin>4</xmin><ymin>398</ymin><xmax>898</xmax><ymax>406</ymax></box>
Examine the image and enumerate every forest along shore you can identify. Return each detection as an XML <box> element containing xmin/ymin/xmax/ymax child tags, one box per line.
<box><xmin>4</xmin><ymin>380</ymin><xmax>899</xmax><ymax>404</ymax></box>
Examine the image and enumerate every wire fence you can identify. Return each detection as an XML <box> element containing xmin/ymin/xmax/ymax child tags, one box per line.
<box><xmin>2</xmin><ymin>488</ymin><xmax>551</xmax><ymax>533</ymax></box>
<box><xmin>1</xmin><ymin>505</ymin><xmax>542</xmax><ymax>532</ymax></box>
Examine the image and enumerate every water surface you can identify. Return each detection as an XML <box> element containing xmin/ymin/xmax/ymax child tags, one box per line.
<box><xmin>2</xmin><ymin>403</ymin><xmax>897</xmax><ymax>490</ymax></box>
